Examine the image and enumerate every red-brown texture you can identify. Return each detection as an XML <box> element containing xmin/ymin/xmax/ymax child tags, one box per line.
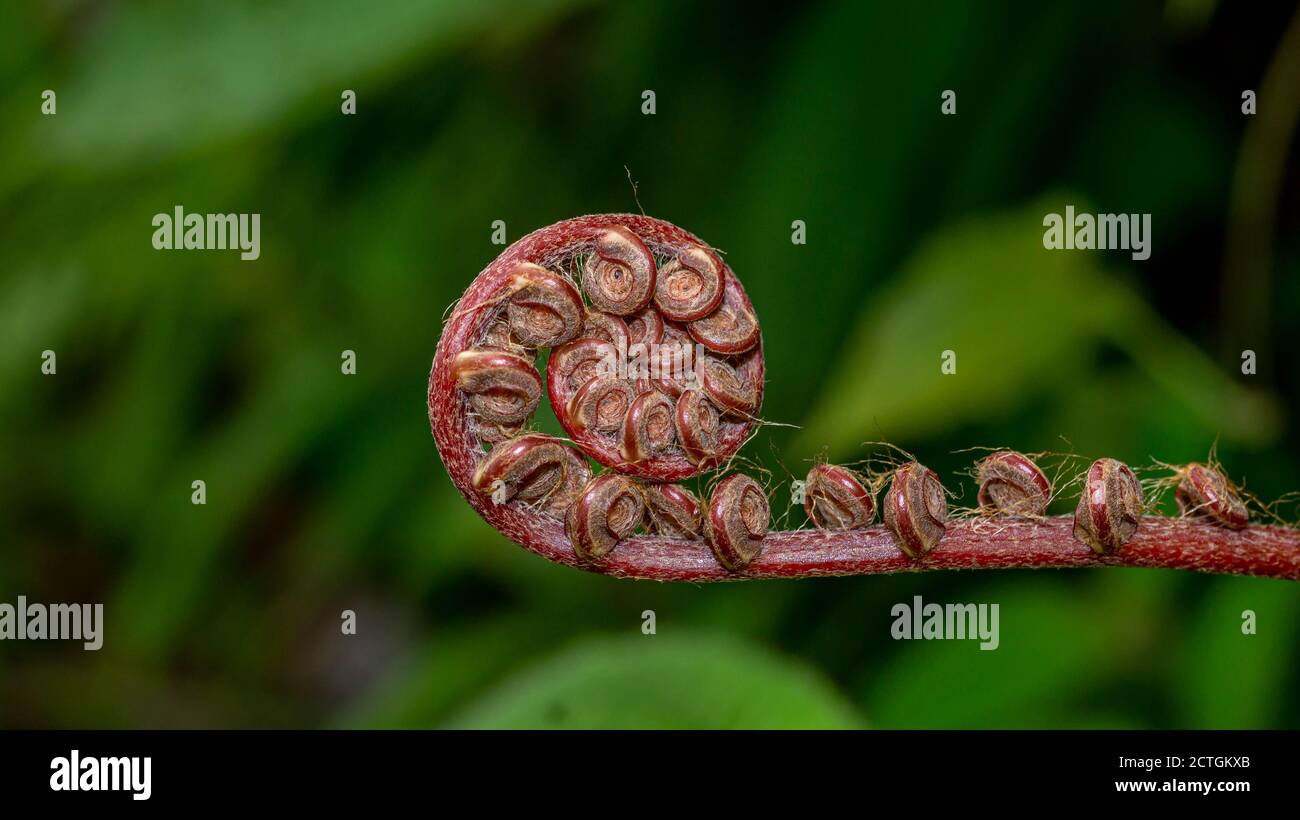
<box><xmin>1175</xmin><ymin>463</ymin><xmax>1250</xmax><ymax>529</ymax></box>
<box><xmin>625</xmin><ymin>306</ymin><xmax>665</xmax><ymax>348</ymax></box>
<box><xmin>446</xmin><ymin>215</ymin><xmax>762</xmax><ymax>481</ymax></box>
<box><xmin>620</xmin><ymin>390</ymin><xmax>677</xmax><ymax>464</ymax></box>
<box><xmin>805</xmin><ymin>464</ymin><xmax>876</xmax><ymax>530</ymax></box>
<box><xmin>547</xmin><ymin>445</ymin><xmax>593</xmax><ymax>515</ymax></box>
<box><xmin>687</xmin><ymin>280</ymin><xmax>761</xmax><ymax>354</ymax></box>
<box><xmin>1073</xmin><ymin>457</ymin><xmax>1144</xmax><ymax>554</ymax></box>
<box><xmin>651</xmin><ymin>323</ymin><xmax>695</xmax><ymax>398</ymax></box>
<box><xmin>581</xmin><ymin>226</ymin><xmax>657</xmax><ymax>315</ymax></box>
<box><xmin>655</xmin><ymin>247</ymin><xmax>725</xmax><ymax>321</ymax></box>
<box><xmin>976</xmin><ymin>450</ymin><xmax>1052</xmax><ymax>516</ymax></box>
<box><xmin>699</xmin><ymin>356</ymin><xmax>760</xmax><ymax>417</ymax></box>
<box><xmin>643</xmin><ymin>483</ymin><xmax>703</xmax><ymax>538</ymax></box>
<box><xmin>581</xmin><ymin>310</ymin><xmax>630</xmax><ymax>349</ymax></box>
<box><xmin>673</xmin><ymin>388</ymin><xmax>722</xmax><ymax>466</ymax></box>
<box><xmin>568</xmin><ymin>375</ymin><xmax>636</xmax><ymax>434</ymax></box>
<box><xmin>503</xmin><ymin>262</ymin><xmax>584</xmax><ymax>347</ymax></box>
<box><xmin>471</xmin><ymin>433</ymin><xmax>566</xmax><ymax>501</ymax></box>
<box><xmin>882</xmin><ymin>462</ymin><xmax>948</xmax><ymax>558</ymax></box>
<box><xmin>451</xmin><ymin>349</ymin><xmax>542</xmax><ymax>425</ymax></box>
<box><xmin>480</xmin><ymin>314</ymin><xmax>532</xmax><ymax>356</ymax></box>
<box><xmin>565</xmin><ymin>473</ymin><xmax>645</xmax><ymax>560</ymax></box>
<box><xmin>426</xmin><ymin>513</ymin><xmax>1300</xmax><ymax>582</ymax></box>
<box><xmin>547</xmin><ymin>338</ymin><xmax>615</xmax><ymax>408</ymax></box>
<box><xmin>704</xmin><ymin>473</ymin><xmax>770</xmax><ymax>571</ymax></box>
<box><xmin>430</xmin><ymin>215</ymin><xmax>1300</xmax><ymax>582</ymax></box>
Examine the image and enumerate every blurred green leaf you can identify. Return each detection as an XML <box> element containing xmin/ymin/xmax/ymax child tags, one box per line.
<box><xmin>724</xmin><ymin>0</ymin><xmax>993</xmax><ymax>423</ymax></box>
<box><xmin>0</xmin><ymin>0</ymin><xmax>590</xmax><ymax>184</ymax></box>
<box><xmin>1176</xmin><ymin>578</ymin><xmax>1299</xmax><ymax>728</ymax></box>
<box><xmin>447</xmin><ymin>634</ymin><xmax>865</xmax><ymax>729</ymax></box>
<box><xmin>794</xmin><ymin>201</ymin><xmax>1281</xmax><ymax>459</ymax></box>
<box><xmin>1101</xmin><ymin>312</ymin><xmax>1281</xmax><ymax>444</ymax></box>
<box><xmin>337</xmin><ymin>616</ymin><xmax>557</xmax><ymax>728</ymax></box>
<box><xmin>111</xmin><ymin>345</ymin><xmax>368</xmax><ymax>658</ymax></box>
<box><xmin>863</xmin><ymin>580</ymin><xmax>1165</xmax><ymax>728</ymax></box>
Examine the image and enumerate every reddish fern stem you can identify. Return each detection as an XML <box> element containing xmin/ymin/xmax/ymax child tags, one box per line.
<box><xmin>527</xmin><ymin>516</ymin><xmax>1300</xmax><ymax>581</ymax></box>
<box><xmin>430</xmin><ymin>215</ymin><xmax>1300</xmax><ymax>583</ymax></box>
<box><xmin>432</xmin><ymin>495</ymin><xmax>1300</xmax><ymax>581</ymax></box>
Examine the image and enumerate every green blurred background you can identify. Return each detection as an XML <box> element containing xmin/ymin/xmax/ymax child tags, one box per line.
<box><xmin>1</xmin><ymin>0</ymin><xmax>1298</xmax><ymax>729</ymax></box>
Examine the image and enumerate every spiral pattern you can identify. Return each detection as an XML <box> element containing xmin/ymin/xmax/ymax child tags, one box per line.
<box><xmin>1174</xmin><ymin>463</ymin><xmax>1248</xmax><ymax>529</ymax></box>
<box><xmin>433</xmin><ymin>215</ymin><xmax>766</xmax><ymax>571</ymax></box>
<box><xmin>976</xmin><ymin>450</ymin><xmax>1051</xmax><ymax>517</ymax></box>
<box><xmin>566</xmin><ymin>473</ymin><xmax>645</xmax><ymax>560</ymax></box>
<box><xmin>1073</xmin><ymin>458</ymin><xmax>1144</xmax><ymax>554</ymax></box>
<box><xmin>804</xmin><ymin>464</ymin><xmax>875</xmax><ymax>530</ymax></box>
<box><xmin>643</xmin><ymin>483</ymin><xmax>703</xmax><ymax>538</ymax></box>
<box><xmin>883</xmin><ymin>462</ymin><xmax>948</xmax><ymax>558</ymax></box>
<box><xmin>451</xmin><ymin>349</ymin><xmax>541</xmax><ymax>425</ymax></box>
<box><xmin>655</xmin><ymin>247</ymin><xmax>725</xmax><ymax>321</ymax></box>
<box><xmin>504</xmin><ymin>262</ymin><xmax>584</xmax><ymax>348</ymax></box>
<box><xmin>581</xmin><ymin>226</ymin><xmax>656</xmax><ymax>315</ymax></box>
<box><xmin>704</xmin><ymin>474</ymin><xmax>770</xmax><ymax>570</ymax></box>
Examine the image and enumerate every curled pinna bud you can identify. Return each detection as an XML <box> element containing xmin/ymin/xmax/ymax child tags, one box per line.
<box><xmin>704</xmin><ymin>474</ymin><xmax>769</xmax><ymax>571</ymax></box>
<box><xmin>698</xmin><ymin>356</ymin><xmax>759</xmax><ymax>418</ymax></box>
<box><xmin>472</xmin><ymin>433</ymin><xmax>568</xmax><ymax>504</ymax></box>
<box><xmin>655</xmin><ymin>247</ymin><xmax>725</xmax><ymax>321</ymax></box>
<box><xmin>480</xmin><ymin>315</ymin><xmax>532</xmax><ymax>356</ymax></box>
<box><xmin>1073</xmin><ymin>458</ymin><xmax>1144</xmax><ymax>555</ymax></box>
<box><xmin>976</xmin><ymin>450</ymin><xmax>1051</xmax><ymax>517</ymax></box>
<box><xmin>674</xmin><ymin>389</ymin><xmax>721</xmax><ymax>465</ymax></box>
<box><xmin>470</xmin><ymin>418</ymin><xmax>525</xmax><ymax>445</ymax></box>
<box><xmin>804</xmin><ymin>464</ymin><xmax>875</xmax><ymax>530</ymax></box>
<box><xmin>568</xmin><ymin>375</ymin><xmax>637</xmax><ymax>434</ymax></box>
<box><xmin>547</xmin><ymin>338</ymin><xmax>615</xmax><ymax>406</ymax></box>
<box><xmin>452</xmin><ymin>349</ymin><xmax>542</xmax><ymax>425</ymax></box>
<box><xmin>625</xmin><ymin>306</ymin><xmax>665</xmax><ymax>349</ymax></box>
<box><xmin>566</xmin><ymin>473</ymin><xmax>645</xmax><ymax>560</ymax></box>
<box><xmin>642</xmin><ymin>483</ymin><xmax>702</xmax><ymax>538</ymax></box>
<box><xmin>1175</xmin><ymin>463</ymin><xmax>1248</xmax><ymax>529</ymax></box>
<box><xmin>620</xmin><ymin>390</ymin><xmax>677</xmax><ymax>464</ymax></box>
<box><xmin>504</xmin><ymin>263</ymin><xmax>584</xmax><ymax>348</ymax></box>
<box><xmin>545</xmin><ymin>445</ymin><xmax>593</xmax><ymax>515</ymax></box>
<box><xmin>883</xmin><ymin>462</ymin><xmax>947</xmax><ymax>558</ymax></box>
<box><xmin>581</xmin><ymin>310</ymin><xmax>630</xmax><ymax>350</ymax></box>
<box><xmin>651</xmin><ymin>324</ymin><xmax>696</xmax><ymax>398</ymax></box>
<box><xmin>688</xmin><ymin>283</ymin><xmax>760</xmax><ymax>354</ymax></box>
<box><xmin>581</xmin><ymin>226</ymin><xmax>656</xmax><ymax>315</ymax></box>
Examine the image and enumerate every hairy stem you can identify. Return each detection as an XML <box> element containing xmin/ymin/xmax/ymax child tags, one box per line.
<box><xmin>431</xmin><ymin>215</ymin><xmax>1300</xmax><ymax>583</ymax></box>
<box><xmin>467</xmin><ymin>514</ymin><xmax>1300</xmax><ymax>582</ymax></box>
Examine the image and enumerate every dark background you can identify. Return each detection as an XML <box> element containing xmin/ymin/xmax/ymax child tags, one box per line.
<box><xmin>1</xmin><ymin>0</ymin><xmax>1297</xmax><ymax>728</ymax></box>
